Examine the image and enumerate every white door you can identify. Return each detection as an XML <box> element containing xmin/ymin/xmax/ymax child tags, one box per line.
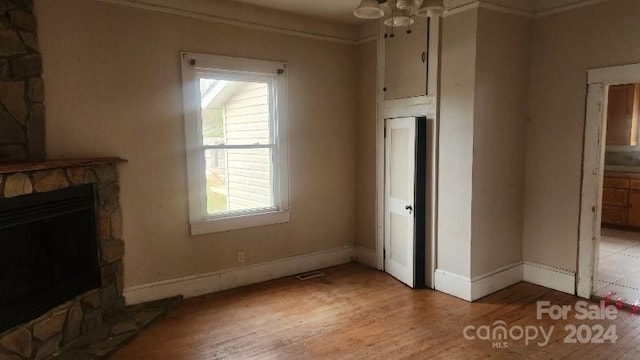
<box><xmin>384</xmin><ymin>117</ymin><xmax>416</xmax><ymax>287</ymax></box>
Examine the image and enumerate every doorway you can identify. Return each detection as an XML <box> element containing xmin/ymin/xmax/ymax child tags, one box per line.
<box><xmin>578</xmin><ymin>63</ymin><xmax>640</xmax><ymax>301</ymax></box>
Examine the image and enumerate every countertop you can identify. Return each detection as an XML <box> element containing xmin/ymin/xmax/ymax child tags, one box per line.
<box><xmin>605</xmin><ymin>170</ymin><xmax>640</xmax><ymax>178</ymax></box>
<box><xmin>605</xmin><ymin>165</ymin><xmax>640</xmax><ymax>173</ymax></box>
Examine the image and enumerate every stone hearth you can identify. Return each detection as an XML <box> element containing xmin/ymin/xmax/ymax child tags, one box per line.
<box><xmin>0</xmin><ymin>159</ymin><xmax>126</xmax><ymax>360</ymax></box>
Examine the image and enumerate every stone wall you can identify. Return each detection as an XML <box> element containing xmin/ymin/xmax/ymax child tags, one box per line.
<box><xmin>0</xmin><ymin>0</ymin><xmax>45</xmax><ymax>162</ymax></box>
<box><xmin>0</xmin><ymin>163</ymin><xmax>124</xmax><ymax>360</ymax></box>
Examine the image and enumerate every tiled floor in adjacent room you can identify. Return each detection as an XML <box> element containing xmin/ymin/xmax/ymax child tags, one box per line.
<box><xmin>595</xmin><ymin>227</ymin><xmax>640</xmax><ymax>304</ymax></box>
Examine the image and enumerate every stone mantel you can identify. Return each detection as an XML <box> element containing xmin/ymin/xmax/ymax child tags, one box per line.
<box><xmin>0</xmin><ymin>157</ymin><xmax>127</xmax><ymax>174</ymax></box>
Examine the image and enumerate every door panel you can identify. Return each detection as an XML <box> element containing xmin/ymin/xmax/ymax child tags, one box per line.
<box><xmin>384</xmin><ymin>17</ymin><xmax>428</xmax><ymax>100</ymax></box>
<box><xmin>384</xmin><ymin>117</ymin><xmax>415</xmax><ymax>287</ymax></box>
<box><xmin>389</xmin><ymin>213</ymin><xmax>409</xmax><ymax>266</ymax></box>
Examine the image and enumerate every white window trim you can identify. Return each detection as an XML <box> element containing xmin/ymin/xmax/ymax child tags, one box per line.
<box><xmin>181</xmin><ymin>52</ymin><xmax>290</xmax><ymax>235</ymax></box>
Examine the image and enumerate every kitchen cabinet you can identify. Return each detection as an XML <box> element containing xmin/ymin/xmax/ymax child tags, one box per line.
<box><xmin>384</xmin><ymin>17</ymin><xmax>428</xmax><ymax>100</ymax></box>
<box><xmin>602</xmin><ymin>173</ymin><xmax>640</xmax><ymax>227</ymax></box>
<box><xmin>606</xmin><ymin>83</ymin><xmax>640</xmax><ymax>146</ymax></box>
<box><xmin>628</xmin><ymin>178</ymin><xmax>640</xmax><ymax>226</ymax></box>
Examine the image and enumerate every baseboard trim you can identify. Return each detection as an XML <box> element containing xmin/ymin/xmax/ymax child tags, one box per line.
<box><xmin>470</xmin><ymin>262</ymin><xmax>523</xmax><ymax>301</ymax></box>
<box><xmin>123</xmin><ymin>246</ymin><xmax>355</xmax><ymax>305</ymax></box>
<box><xmin>523</xmin><ymin>261</ymin><xmax>576</xmax><ymax>295</ymax></box>
<box><xmin>435</xmin><ymin>269</ymin><xmax>472</xmax><ymax>301</ymax></box>
<box><xmin>354</xmin><ymin>246</ymin><xmax>377</xmax><ymax>268</ymax></box>
<box><xmin>125</xmin><ymin>253</ymin><xmax>577</xmax><ymax>305</ymax></box>
<box><xmin>435</xmin><ymin>262</ymin><xmax>524</xmax><ymax>302</ymax></box>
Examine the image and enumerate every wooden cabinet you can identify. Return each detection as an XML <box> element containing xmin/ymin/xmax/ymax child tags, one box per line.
<box><xmin>604</xmin><ymin>177</ymin><xmax>629</xmax><ymax>188</ymax></box>
<box><xmin>384</xmin><ymin>17</ymin><xmax>428</xmax><ymax>100</ymax></box>
<box><xmin>606</xmin><ymin>83</ymin><xmax>640</xmax><ymax>146</ymax></box>
<box><xmin>628</xmin><ymin>188</ymin><xmax>640</xmax><ymax>227</ymax></box>
<box><xmin>602</xmin><ymin>174</ymin><xmax>640</xmax><ymax>227</ymax></box>
<box><xmin>603</xmin><ymin>188</ymin><xmax>629</xmax><ymax>206</ymax></box>
<box><xmin>602</xmin><ymin>175</ymin><xmax>629</xmax><ymax>225</ymax></box>
<box><xmin>602</xmin><ymin>205</ymin><xmax>627</xmax><ymax>225</ymax></box>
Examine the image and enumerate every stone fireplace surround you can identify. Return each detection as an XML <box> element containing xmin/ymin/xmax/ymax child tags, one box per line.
<box><xmin>0</xmin><ymin>158</ymin><xmax>126</xmax><ymax>359</ymax></box>
<box><xmin>0</xmin><ymin>2</ymin><xmax>173</xmax><ymax>358</ymax></box>
<box><xmin>0</xmin><ymin>0</ymin><xmax>46</xmax><ymax>163</ymax></box>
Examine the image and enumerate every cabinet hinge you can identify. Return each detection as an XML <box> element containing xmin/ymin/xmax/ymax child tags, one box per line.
<box><xmin>383</xmin><ymin>248</ymin><xmax>386</xmax><ymax>259</ymax></box>
<box><xmin>384</xmin><ymin>127</ymin><xmax>387</xmax><ymax>138</ymax></box>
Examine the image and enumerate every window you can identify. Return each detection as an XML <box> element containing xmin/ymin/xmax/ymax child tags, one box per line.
<box><xmin>181</xmin><ymin>52</ymin><xmax>290</xmax><ymax>235</ymax></box>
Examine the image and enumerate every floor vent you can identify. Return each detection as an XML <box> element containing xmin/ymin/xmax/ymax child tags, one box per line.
<box><xmin>296</xmin><ymin>271</ymin><xmax>325</xmax><ymax>281</ymax></box>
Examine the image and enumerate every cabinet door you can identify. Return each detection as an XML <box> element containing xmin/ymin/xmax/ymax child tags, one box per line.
<box><xmin>628</xmin><ymin>189</ymin><xmax>640</xmax><ymax>227</ymax></box>
<box><xmin>602</xmin><ymin>205</ymin><xmax>627</xmax><ymax>225</ymax></box>
<box><xmin>602</xmin><ymin>188</ymin><xmax>629</xmax><ymax>206</ymax></box>
<box><xmin>606</xmin><ymin>84</ymin><xmax>639</xmax><ymax>145</ymax></box>
<box><xmin>603</xmin><ymin>176</ymin><xmax>629</xmax><ymax>189</ymax></box>
<box><xmin>384</xmin><ymin>17</ymin><xmax>428</xmax><ymax>100</ymax></box>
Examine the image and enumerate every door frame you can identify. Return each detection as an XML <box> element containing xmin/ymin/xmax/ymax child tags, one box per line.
<box><xmin>577</xmin><ymin>62</ymin><xmax>640</xmax><ymax>298</ymax></box>
<box><xmin>375</xmin><ymin>15</ymin><xmax>441</xmax><ymax>288</ymax></box>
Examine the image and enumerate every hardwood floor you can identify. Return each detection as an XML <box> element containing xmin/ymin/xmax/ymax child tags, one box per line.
<box><xmin>112</xmin><ymin>263</ymin><xmax>640</xmax><ymax>359</ymax></box>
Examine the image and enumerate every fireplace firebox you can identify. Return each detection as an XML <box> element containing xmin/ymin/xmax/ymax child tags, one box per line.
<box><xmin>0</xmin><ymin>184</ymin><xmax>100</xmax><ymax>334</ymax></box>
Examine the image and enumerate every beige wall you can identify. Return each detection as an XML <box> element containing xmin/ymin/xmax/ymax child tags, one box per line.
<box><xmin>36</xmin><ymin>0</ymin><xmax>638</xmax><ymax>295</ymax></box>
<box><xmin>355</xmin><ymin>39</ymin><xmax>377</xmax><ymax>251</ymax></box>
<box><xmin>439</xmin><ymin>7</ymin><xmax>531</xmax><ymax>278</ymax></box>
<box><xmin>524</xmin><ymin>0</ymin><xmax>640</xmax><ymax>270</ymax></box>
<box><xmin>437</xmin><ymin>9</ymin><xmax>478</xmax><ymax>278</ymax></box>
<box><xmin>470</xmin><ymin>9</ymin><xmax>531</xmax><ymax>276</ymax></box>
<box><xmin>36</xmin><ymin>0</ymin><xmax>357</xmax><ymax>287</ymax></box>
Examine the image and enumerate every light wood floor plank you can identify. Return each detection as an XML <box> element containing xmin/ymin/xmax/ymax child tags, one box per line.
<box><xmin>112</xmin><ymin>263</ymin><xmax>640</xmax><ymax>359</ymax></box>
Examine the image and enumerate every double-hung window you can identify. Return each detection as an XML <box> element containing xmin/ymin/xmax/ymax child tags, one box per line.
<box><xmin>181</xmin><ymin>52</ymin><xmax>290</xmax><ymax>235</ymax></box>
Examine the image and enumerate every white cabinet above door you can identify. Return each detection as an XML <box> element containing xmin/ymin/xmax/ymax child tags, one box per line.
<box><xmin>383</xmin><ymin>16</ymin><xmax>428</xmax><ymax>101</ymax></box>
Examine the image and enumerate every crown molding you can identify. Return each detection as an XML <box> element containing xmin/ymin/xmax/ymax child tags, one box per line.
<box><xmin>444</xmin><ymin>0</ymin><xmax>533</xmax><ymax>17</ymax></box>
<box><xmin>534</xmin><ymin>0</ymin><xmax>611</xmax><ymax>17</ymax></box>
<box><xmin>97</xmin><ymin>0</ymin><xmax>360</xmax><ymax>44</ymax></box>
<box><xmin>444</xmin><ymin>1</ymin><xmax>533</xmax><ymax>18</ymax></box>
<box><xmin>97</xmin><ymin>0</ymin><xmax>614</xmax><ymax>41</ymax></box>
<box><xmin>444</xmin><ymin>0</ymin><xmax>613</xmax><ymax>18</ymax></box>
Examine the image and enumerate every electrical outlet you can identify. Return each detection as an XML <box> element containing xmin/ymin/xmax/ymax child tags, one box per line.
<box><xmin>237</xmin><ymin>251</ymin><xmax>245</xmax><ymax>264</ymax></box>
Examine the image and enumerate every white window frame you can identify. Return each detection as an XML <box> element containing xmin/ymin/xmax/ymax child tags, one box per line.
<box><xmin>181</xmin><ymin>52</ymin><xmax>290</xmax><ymax>235</ymax></box>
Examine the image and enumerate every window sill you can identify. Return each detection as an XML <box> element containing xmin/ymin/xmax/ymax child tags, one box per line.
<box><xmin>190</xmin><ymin>210</ymin><xmax>290</xmax><ymax>235</ymax></box>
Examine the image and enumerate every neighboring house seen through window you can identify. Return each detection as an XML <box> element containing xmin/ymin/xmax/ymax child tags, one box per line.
<box><xmin>181</xmin><ymin>53</ymin><xmax>290</xmax><ymax>235</ymax></box>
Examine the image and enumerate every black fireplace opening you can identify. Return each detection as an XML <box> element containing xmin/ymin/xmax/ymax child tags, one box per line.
<box><xmin>0</xmin><ymin>184</ymin><xmax>100</xmax><ymax>334</ymax></box>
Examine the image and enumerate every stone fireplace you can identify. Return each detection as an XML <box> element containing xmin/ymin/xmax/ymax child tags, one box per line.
<box><xmin>0</xmin><ymin>1</ymin><xmax>128</xmax><ymax>358</ymax></box>
<box><xmin>0</xmin><ymin>0</ymin><xmax>45</xmax><ymax>163</ymax></box>
<box><xmin>0</xmin><ymin>2</ymin><xmax>173</xmax><ymax>359</ymax></box>
<box><xmin>0</xmin><ymin>159</ymin><xmax>125</xmax><ymax>359</ymax></box>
